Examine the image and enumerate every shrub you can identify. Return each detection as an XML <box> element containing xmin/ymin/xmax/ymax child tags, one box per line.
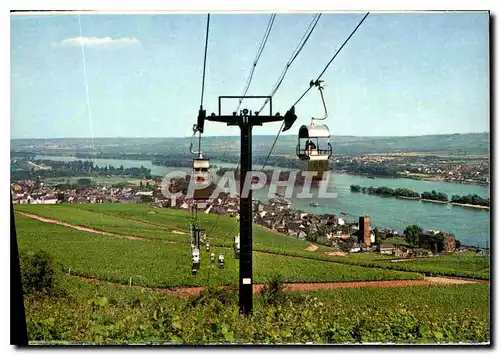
<box><xmin>260</xmin><ymin>275</ymin><xmax>287</xmax><ymax>306</ymax></box>
<box><xmin>20</xmin><ymin>250</ymin><xmax>63</xmax><ymax>296</ymax></box>
<box><xmin>189</xmin><ymin>284</ymin><xmax>238</xmax><ymax>308</ymax></box>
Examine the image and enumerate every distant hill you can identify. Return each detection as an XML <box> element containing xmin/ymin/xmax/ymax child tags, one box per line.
<box><xmin>11</xmin><ymin>132</ymin><xmax>489</xmax><ymax>157</ymax></box>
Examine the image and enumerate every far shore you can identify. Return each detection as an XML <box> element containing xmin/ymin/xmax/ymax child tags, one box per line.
<box><xmin>335</xmin><ymin>171</ymin><xmax>488</xmax><ymax>188</ymax></box>
<box><xmin>351</xmin><ymin>195</ymin><xmax>490</xmax><ymax>211</ymax></box>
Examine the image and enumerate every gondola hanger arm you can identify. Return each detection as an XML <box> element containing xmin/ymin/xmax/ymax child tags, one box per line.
<box><xmin>189</xmin><ymin>124</ymin><xmax>203</xmax><ymax>157</ymax></box>
<box><xmin>311</xmin><ymin>80</ymin><xmax>328</xmax><ymax>122</ymax></box>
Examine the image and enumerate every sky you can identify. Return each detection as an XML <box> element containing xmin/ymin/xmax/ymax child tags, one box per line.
<box><xmin>10</xmin><ymin>11</ymin><xmax>489</xmax><ymax>139</ymax></box>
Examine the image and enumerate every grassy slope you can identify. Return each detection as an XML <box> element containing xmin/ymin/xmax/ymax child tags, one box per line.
<box><xmin>14</xmin><ymin>204</ymin><xmax>489</xmax><ymax>279</ymax></box>
<box><xmin>300</xmin><ymin>284</ymin><xmax>490</xmax><ymax>326</ymax></box>
<box><xmin>15</xmin><ymin>214</ymin><xmax>420</xmax><ymax>287</ymax></box>
<box><xmin>14</xmin><ymin>204</ymin><xmax>185</xmax><ymax>242</ymax></box>
<box><xmin>323</xmin><ymin>252</ymin><xmax>490</xmax><ymax>280</ymax></box>
<box><xmin>25</xmin><ymin>276</ymin><xmax>490</xmax><ymax>344</ymax></box>
<box><xmin>393</xmin><ymin>252</ymin><xmax>490</xmax><ymax>273</ymax></box>
<box><xmin>14</xmin><ymin>204</ymin><xmax>318</xmax><ymax>252</ymax></box>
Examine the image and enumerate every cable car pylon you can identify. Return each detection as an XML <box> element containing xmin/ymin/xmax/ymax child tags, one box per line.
<box><xmin>195</xmin><ymin>95</ymin><xmax>297</xmax><ymax>315</ymax></box>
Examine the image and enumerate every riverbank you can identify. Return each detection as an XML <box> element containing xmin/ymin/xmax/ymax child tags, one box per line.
<box><xmin>395</xmin><ymin>196</ymin><xmax>420</xmax><ymax>200</ymax></box>
<box><xmin>420</xmin><ymin>199</ymin><xmax>489</xmax><ymax>210</ymax></box>
<box><xmin>420</xmin><ymin>199</ymin><xmax>448</xmax><ymax>204</ymax></box>
<box><xmin>449</xmin><ymin>202</ymin><xmax>490</xmax><ymax>210</ymax></box>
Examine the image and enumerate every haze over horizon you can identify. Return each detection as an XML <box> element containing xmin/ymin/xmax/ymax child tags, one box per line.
<box><xmin>11</xmin><ymin>12</ymin><xmax>489</xmax><ymax>139</ymax></box>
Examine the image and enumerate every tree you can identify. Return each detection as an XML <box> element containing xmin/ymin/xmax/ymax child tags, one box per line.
<box><xmin>306</xmin><ymin>233</ymin><xmax>318</xmax><ymax>243</ymax></box>
<box><xmin>140</xmin><ymin>195</ymin><xmax>154</xmax><ymax>203</ymax></box>
<box><xmin>57</xmin><ymin>192</ymin><xmax>66</xmax><ymax>202</ymax></box>
<box><xmin>77</xmin><ymin>178</ymin><xmax>93</xmax><ymax>187</ymax></box>
<box><xmin>350</xmin><ymin>185</ymin><xmax>361</xmax><ymax>192</ymax></box>
<box><xmin>20</xmin><ymin>250</ymin><xmax>62</xmax><ymax>296</ymax></box>
<box><xmin>404</xmin><ymin>224</ymin><xmax>423</xmax><ymax>247</ymax></box>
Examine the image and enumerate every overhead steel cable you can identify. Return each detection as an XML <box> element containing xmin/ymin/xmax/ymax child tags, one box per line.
<box><xmin>261</xmin><ymin>123</ymin><xmax>284</xmax><ymax>170</ymax></box>
<box><xmin>189</xmin><ymin>14</ymin><xmax>212</xmax><ymax>275</ymax></box>
<box><xmin>208</xmin><ymin>14</ymin><xmax>276</xmax><ymax>240</ymax></box>
<box><xmin>290</xmin><ymin>12</ymin><xmax>370</xmax><ymax>108</ymax></box>
<box><xmin>261</xmin><ymin>12</ymin><xmax>370</xmax><ymax>170</ymax></box>
<box><xmin>258</xmin><ymin>13</ymin><xmax>322</xmax><ymax>113</ymax></box>
<box><xmin>194</xmin><ymin>13</ymin><xmax>211</xmax><ymax>162</ymax></box>
<box><xmin>235</xmin><ymin>13</ymin><xmax>276</xmax><ymax>113</ymax></box>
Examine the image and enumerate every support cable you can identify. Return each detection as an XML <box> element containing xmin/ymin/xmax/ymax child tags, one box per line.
<box><xmin>289</xmin><ymin>12</ymin><xmax>369</xmax><ymax>108</ymax></box>
<box><xmin>235</xmin><ymin>13</ymin><xmax>276</xmax><ymax>113</ymax></box>
<box><xmin>200</xmin><ymin>13</ymin><xmax>210</xmax><ymax>109</ymax></box>
<box><xmin>261</xmin><ymin>12</ymin><xmax>370</xmax><ymax>169</ymax></box>
<box><xmin>261</xmin><ymin>123</ymin><xmax>284</xmax><ymax>171</ymax></box>
<box><xmin>208</xmin><ymin>14</ymin><xmax>276</xmax><ymax>239</ymax></box>
<box><xmin>196</xmin><ymin>13</ymin><xmax>211</xmax><ymax>160</ymax></box>
<box><xmin>258</xmin><ymin>13</ymin><xmax>321</xmax><ymax>113</ymax></box>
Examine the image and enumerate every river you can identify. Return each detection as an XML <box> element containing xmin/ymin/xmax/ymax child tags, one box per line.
<box><xmin>35</xmin><ymin>155</ymin><xmax>490</xmax><ymax>247</ymax></box>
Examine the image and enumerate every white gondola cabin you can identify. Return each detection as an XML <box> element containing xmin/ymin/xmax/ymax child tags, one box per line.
<box><xmin>192</xmin><ymin>157</ymin><xmax>212</xmax><ymax>200</ymax></box>
<box><xmin>218</xmin><ymin>254</ymin><xmax>225</xmax><ymax>269</ymax></box>
<box><xmin>192</xmin><ymin>248</ymin><xmax>200</xmax><ymax>270</ymax></box>
<box><xmin>296</xmin><ymin>123</ymin><xmax>332</xmax><ymax>181</ymax></box>
<box><xmin>234</xmin><ymin>235</ymin><xmax>240</xmax><ymax>259</ymax></box>
<box><xmin>210</xmin><ymin>252</ymin><xmax>215</xmax><ymax>263</ymax></box>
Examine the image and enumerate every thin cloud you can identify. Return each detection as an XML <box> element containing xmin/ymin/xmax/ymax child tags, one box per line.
<box><xmin>55</xmin><ymin>36</ymin><xmax>140</xmax><ymax>49</ymax></box>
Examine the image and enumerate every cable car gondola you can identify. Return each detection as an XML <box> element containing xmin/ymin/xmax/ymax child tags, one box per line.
<box><xmin>190</xmin><ymin>124</ymin><xmax>214</xmax><ymax>201</ymax></box>
<box><xmin>192</xmin><ymin>156</ymin><xmax>213</xmax><ymax>200</ymax></box>
<box><xmin>192</xmin><ymin>248</ymin><xmax>200</xmax><ymax>270</ymax></box>
<box><xmin>295</xmin><ymin>80</ymin><xmax>332</xmax><ymax>181</ymax></box>
<box><xmin>218</xmin><ymin>254</ymin><xmax>225</xmax><ymax>269</ymax></box>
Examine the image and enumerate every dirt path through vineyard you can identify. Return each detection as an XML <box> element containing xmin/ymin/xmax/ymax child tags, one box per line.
<box><xmin>67</xmin><ymin>274</ymin><xmax>485</xmax><ymax>298</ymax></box>
<box><xmin>16</xmin><ymin>211</ymin><xmax>149</xmax><ymax>241</ymax></box>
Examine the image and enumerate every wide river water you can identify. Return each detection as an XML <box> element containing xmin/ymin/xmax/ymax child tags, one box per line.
<box><xmin>36</xmin><ymin>155</ymin><xmax>490</xmax><ymax>247</ymax></box>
